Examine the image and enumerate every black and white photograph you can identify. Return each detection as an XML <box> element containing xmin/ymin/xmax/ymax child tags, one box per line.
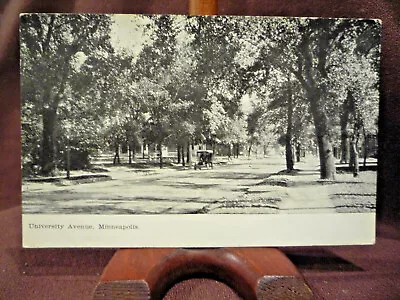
<box><xmin>20</xmin><ymin>14</ymin><xmax>380</xmax><ymax>247</ymax></box>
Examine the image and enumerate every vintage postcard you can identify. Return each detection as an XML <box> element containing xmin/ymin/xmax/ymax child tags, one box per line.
<box><xmin>20</xmin><ymin>14</ymin><xmax>380</xmax><ymax>247</ymax></box>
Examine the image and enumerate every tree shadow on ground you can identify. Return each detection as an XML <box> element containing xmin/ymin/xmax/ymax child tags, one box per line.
<box><xmin>336</xmin><ymin>165</ymin><xmax>378</xmax><ymax>172</ymax></box>
<box><xmin>56</xmin><ymin>204</ymin><xmax>212</xmax><ymax>215</ymax></box>
<box><xmin>257</xmin><ymin>168</ymin><xmax>369</xmax><ymax>187</ymax></box>
<box><xmin>317</xmin><ymin>181</ymin><xmax>365</xmax><ymax>185</ymax></box>
<box><xmin>103</xmin><ymin>161</ymin><xmax>175</xmax><ymax>169</ymax></box>
<box><xmin>57</xmin><ymin>205</ymin><xmax>139</xmax><ymax>214</ymax></box>
<box><xmin>201</xmin><ymin>172</ymin><xmax>269</xmax><ymax>180</ymax></box>
<box><xmin>25</xmin><ymin>174</ymin><xmax>111</xmax><ymax>183</ymax></box>
<box><xmin>275</xmin><ymin>169</ymin><xmax>320</xmax><ymax>176</ymax></box>
<box><xmin>332</xmin><ymin>193</ymin><xmax>376</xmax><ymax>197</ymax></box>
<box><xmin>166</xmin><ymin>182</ymin><xmax>219</xmax><ymax>189</ymax></box>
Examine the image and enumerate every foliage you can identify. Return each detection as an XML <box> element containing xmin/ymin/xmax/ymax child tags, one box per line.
<box><xmin>20</xmin><ymin>14</ymin><xmax>380</xmax><ymax>178</ymax></box>
<box><xmin>20</xmin><ymin>14</ymin><xmax>113</xmax><ymax>174</ymax></box>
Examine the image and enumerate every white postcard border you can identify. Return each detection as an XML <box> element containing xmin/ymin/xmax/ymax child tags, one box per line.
<box><xmin>22</xmin><ymin>213</ymin><xmax>375</xmax><ymax>248</ymax></box>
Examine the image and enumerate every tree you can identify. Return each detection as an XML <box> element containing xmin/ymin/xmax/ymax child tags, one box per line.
<box><xmin>133</xmin><ymin>15</ymin><xmax>180</xmax><ymax>167</ymax></box>
<box><xmin>290</xmin><ymin>19</ymin><xmax>379</xmax><ymax>179</ymax></box>
<box><xmin>332</xmin><ymin>28</ymin><xmax>380</xmax><ymax>169</ymax></box>
<box><xmin>187</xmin><ymin>16</ymin><xmax>246</xmax><ymax>149</ymax></box>
<box><xmin>246</xmin><ymin>18</ymin><xmax>380</xmax><ymax>179</ymax></box>
<box><xmin>20</xmin><ymin>14</ymin><xmax>112</xmax><ymax>175</ymax></box>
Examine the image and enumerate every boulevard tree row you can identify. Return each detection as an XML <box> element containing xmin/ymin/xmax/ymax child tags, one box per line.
<box><xmin>20</xmin><ymin>14</ymin><xmax>380</xmax><ymax>179</ymax></box>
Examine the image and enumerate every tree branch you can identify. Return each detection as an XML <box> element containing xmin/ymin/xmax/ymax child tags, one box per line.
<box><xmin>42</xmin><ymin>15</ymin><xmax>55</xmax><ymax>54</ymax></box>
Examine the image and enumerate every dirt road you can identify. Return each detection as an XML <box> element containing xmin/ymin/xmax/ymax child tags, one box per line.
<box><xmin>22</xmin><ymin>155</ymin><xmax>376</xmax><ymax>214</ymax></box>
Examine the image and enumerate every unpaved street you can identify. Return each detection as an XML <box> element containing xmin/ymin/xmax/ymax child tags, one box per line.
<box><xmin>22</xmin><ymin>155</ymin><xmax>376</xmax><ymax>215</ymax></box>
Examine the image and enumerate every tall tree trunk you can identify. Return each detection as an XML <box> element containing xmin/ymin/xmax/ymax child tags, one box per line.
<box><xmin>39</xmin><ymin>49</ymin><xmax>69</xmax><ymax>175</ymax></box>
<box><xmin>181</xmin><ymin>145</ymin><xmax>185</xmax><ymax>167</ymax></box>
<box><xmin>159</xmin><ymin>142</ymin><xmax>163</xmax><ymax>168</ymax></box>
<box><xmin>113</xmin><ymin>143</ymin><xmax>120</xmax><ymax>165</ymax></box>
<box><xmin>235</xmin><ymin>143</ymin><xmax>240</xmax><ymax>158</ymax></box>
<box><xmin>128</xmin><ymin>144</ymin><xmax>132</xmax><ymax>164</ymax></box>
<box><xmin>212</xmin><ymin>140</ymin><xmax>216</xmax><ymax>155</ymax></box>
<box><xmin>340</xmin><ymin>132</ymin><xmax>350</xmax><ymax>164</ymax></box>
<box><xmin>309</xmin><ymin>93</ymin><xmax>336</xmax><ymax>180</ymax></box>
<box><xmin>296</xmin><ymin>31</ymin><xmax>336</xmax><ymax>180</ymax></box>
<box><xmin>66</xmin><ymin>143</ymin><xmax>70</xmax><ymax>179</ymax></box>
<box><xmin>186</xmin><ymin>142</ymin><xmax>191</xmax><ymax>163</ymax></box>
<box><xmin>340</xmin><ymin>92</ymin><xmax>353</xmax><ymax>163</ymax></box>
<box><xmin>248</xmin><ymin>142</ymin><xmax>252</xmax><ymax>157</ymax></box>
<box><xmin>40</xmin><ymin>107</ymin><xmax>57</xmax><ymax>175</ymax></box>
<box><xmin>177</xmin><ymin>144</ymin><xmax>181</xmax><ymax>163</ymax></box>
<box><xmin>350</xmin><ymin>138</ymin><xmax>359</xmax><ymax>177</ymax></box>
<box><xmin>315</xmin><ymin>132</ymin><xmax>336</xmax><ymax>179</ymax></box>
<box><xmin>340</xmin><ymin>97</ymin><xmax>350</xmax><ymax>163</ymax></box>
<box><xmin>286</xmin><ymin>89</ymin><xmax>294</xmax><ymax>171</ymax></box>
<box><xmin>296</xmin><ymin>142</ymin><xmax>301</xmax><ymax>163</ymax></box>
<box><xmin>285</xmin><ymin>137</ymin><xmax>294</xmax><ymax>171</ymax></box>
<box><xmin>363</xmin><ymin>128</ymin><xmax>368</xmax><ymax>167</ymax></box>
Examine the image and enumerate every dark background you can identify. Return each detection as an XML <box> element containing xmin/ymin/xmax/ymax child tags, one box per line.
<box><xmin>0</xmin><ymin>1</ymin><xmax>399</xmax><ymax>299</ymax></box>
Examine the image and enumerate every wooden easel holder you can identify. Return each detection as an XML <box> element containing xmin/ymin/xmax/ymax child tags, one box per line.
<box><xmin>93</xmin><ymin>248</ymin><xmax>313</xmax><ymax>300</ymax></box>
<box><xmin>94</xmin><ymin>1</ymin><xmax>313</xmax><ymax>299</ymax></box>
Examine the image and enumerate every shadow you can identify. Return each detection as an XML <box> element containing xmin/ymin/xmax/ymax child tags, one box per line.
<box><xmin>276</xmin><ymin>169</ymin><xmax>321</xmax><ymax>176</ymax></box>
<box><xmin>332</xmin><ymin>193</ymin><xmax>376</xmax><ymax>197</ymax></box>
<box><xmin>167</xmin><ymin>183</ymin><xmax>219</xmax><ymax>189</ymax></box>
<box><xmin>282</xmin><ymin>248</ymin><xmax>363</xmax><ymax>272</ymax></box>
<box><xmin>172</xmin><ymin>166</ymin><xmax>195</xmax><ymax>171</ymax></box>
<box><xmin>317</xmin><ymin>181</ymin><xmax>364</xmax><ymax>185</ymax></box>
<box><xmin>89</xmin><ymin>167</ymin><xmax>109</xmax><ymax>172</ymax></box>
<box><xmin>203</xmin><ymin>172</ymin><xmax>269</xmax><ymax>180</ymax></box>
<box><xmin>245</xmin><ymin>190</ymin><xmax>266</xmax><ymax>194</ymax></box>
<box><xmin>31</xmin><ymin>196</ymin><xmax>214</xmax><ymax>215</ymax></box>
<box><xmin>107</xmin><ymin>162</ymin><xmax>157</xmax><ymax>169</ymax></box>
<box><xmin>25</xmin><ymin>174</ymin><xmax>111</xmax><ymax>183</ymax></box>
<box><xmin>337</xmin><ymin>165</ymin><xmax>378</xmax><ymax>172</ymax></box>
<box><xmin>334</xmin><ymin>204</ymin><xmax>376</xmax><ymax>211</ymax></box>
<box><xmin>100</xmin><ymin>160</ymin><xmax>176</xmax><ymax>169</ymax></box>
<box><xmin>57</xmin><ymin>205</ymin><xmax>140</xmax><ymax>214</ymax></box>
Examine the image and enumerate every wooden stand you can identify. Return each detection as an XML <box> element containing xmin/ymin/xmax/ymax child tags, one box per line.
<box><xmin>93</xmin><ymin>248</ymin><xmax>313</xmax><ymax>300</ymax></box>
